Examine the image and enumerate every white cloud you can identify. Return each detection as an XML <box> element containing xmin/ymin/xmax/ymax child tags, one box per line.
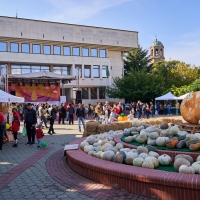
<box><xmin>165</xmin><ymin>29</ymin><xmax>200</xmax><ymax>66</ymax></box>
<box><xmin>45</xmin><ymin>0</ymin><xmax>131</xmax><ymax>23</ymax></box>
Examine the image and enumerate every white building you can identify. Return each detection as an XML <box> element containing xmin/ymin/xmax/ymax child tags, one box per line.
<box><xmin>0</xmin><ymin>16</ymin><xmax>138</xmax><ymax>105</ymax></box>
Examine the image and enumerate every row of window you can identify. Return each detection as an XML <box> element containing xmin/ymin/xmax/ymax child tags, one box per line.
<box><xmin>81</xmin><ymin>87</ymin><xmax>106</xmax><ymax>99</ymax></box>
<box><xmin>0</xmin><ymin>42</ymin><xmax>106</xmax><ymax>57</ymax></box>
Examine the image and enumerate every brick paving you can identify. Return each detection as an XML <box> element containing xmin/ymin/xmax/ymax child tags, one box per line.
<box><xmin>0</xmin><ymin>120</ymin><xmax>156</xmax><ymax>200</ymax></box>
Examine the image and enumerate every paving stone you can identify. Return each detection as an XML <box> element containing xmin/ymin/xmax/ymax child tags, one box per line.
<box><xmin>33</xmin><ymin>194</ymin><xmax>46</xmax><ymax>199</ymax></box>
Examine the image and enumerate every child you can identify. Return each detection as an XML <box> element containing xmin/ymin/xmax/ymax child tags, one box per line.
<box><xmin>127</xmin><ymin>111</ymin><xmax>134</xmax><ymax>121</ymax></box>
<box><xmin>108</xmin><ymin>108</ymin><xmax>118</xmax><ymax>124</ymax></box>
<box><xmin>36</xmin><ymin>123</ymin><xmax>44</xmax><ymax>148</ymax></box>
<box><xmin>102</xmin><ymin>106</ymin><xmax>111</xmax><ymax>124</ymax></box>
<box><xmin>11</xmin><ymin>116</ymin><xmax>20</xmax><ymax>147</ymax></box>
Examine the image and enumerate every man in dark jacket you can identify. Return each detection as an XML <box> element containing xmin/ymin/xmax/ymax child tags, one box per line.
<box><xmin>48</xmin><ymin>104</ymin><xmax>57</xmax><ymax>135</ymax></box>
<box><xmin>24</xmin><ymin>103</ymin><xmax>37</xmax><ymax>145</ymax></box>
<box><xmin>67</xmin><ymin>103</ymin><xmax>75</xmax><ymax>125</ymax></box>
<box><xmin>75</xmin><ymin>103</ymin><xmax>86</xmax><ymax>132</ymax></box>
<box><xmin>58</xmin><ymin>103</ymin><xmax>66</xmax><ymax>124</ymax></box>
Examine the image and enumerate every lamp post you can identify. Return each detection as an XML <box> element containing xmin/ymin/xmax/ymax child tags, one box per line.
<box><xmin>77</xmin><ymin>67</ymin><xmax>80</xmax><ymax>91</ymax></box>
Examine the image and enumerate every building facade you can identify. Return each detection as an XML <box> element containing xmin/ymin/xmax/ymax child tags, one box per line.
<box><xmin>150</xmin><ymin>39</ymin><xmax>165</xmax><ymax>63</ymax></box>
<box><xmin>0</xmin><ymin>16</ymin><xmax>138</xmax><ymax>105</ymax></box>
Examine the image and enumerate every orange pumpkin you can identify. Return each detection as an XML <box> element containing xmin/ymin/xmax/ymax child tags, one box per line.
<box><xmin>180</xmin><ymin>92</ymin><xmax>200</xmax><ymax>124</ymax></box>
<box><xmin>118</xmin><ymin>116</ymin><xmax>124</xmax><ymax>121</ymax></box>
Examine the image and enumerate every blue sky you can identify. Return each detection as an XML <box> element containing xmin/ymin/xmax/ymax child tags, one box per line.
<box><xmin>1</xmin><ymin>0</ymin><xmax>200</xmax><ymax>65</ymax></box>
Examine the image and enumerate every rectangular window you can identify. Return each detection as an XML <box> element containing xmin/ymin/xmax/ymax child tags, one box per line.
<box><xmin>82</xmin><ymin>88</ymin><xmax>89</xmax><ymax>99</ymax></box>
<box><xmin>0</xmin><ymin>42</ymin><xmax>7</xmax><ymax>52</ymax></box>
<box><xmin>75</xmin><ymin>65</ymin><xmax>82</xmax><ymax>77</ymax></box>
<box><xmin>84</xmin><ymin>65</ymin><xmax>91</xmax><ymax>78</ymax></box>
<box><xmin>32</xmin><ymin>44</ymin><xmax>41</xmax><ymax>54</ymax></box>
<box><xmin>53</xmin><ymin>66</ymin><xmax>70</xmax><ymax>75</ymax></box>
<box><xmin>10</xmin><ymin>43</ymin><xmax>19</xmax><ymax>53</ymax></box>
<box><xmin>32</xmin><ymin>66</ymin><xmax>40</xmax><ymax>73</ymax></box>
<box><xmin>102</xmin><ymin>66</ymin><xmax>107</xmax><ymax>78</ymax></box>
<box><xmin>41</xmin><ymin>66</ymin><xmax>50</xmax><ymax>72</ymax></box>
<box><xmin>82</xmin><ymin>48</ymin><xmax>89</xmax><ymax>57</ymax></box>
<box><xmin>63</xmin><ymin>46</ymin><xmax>70</xmax><ymax>55</ymax></box>
<box><xmin>0</xmin><ymin>64</ymin><xmax>7</xmax><ymax>75</ymax></box>
<box><xmin>54</xmin><ymin>46</ymin><xmax>61</xmax><ymax>55</ymax></box>
<box><xmin>100</xmin><ymin>49</ymin><xmax>106</xmax><ymax>57</ymax></box>
<box><xmin>93</xmin><ymin>65</ymin><xmax>100</xmax><ymax>78</ymax></box>
<box><xmin>21</xmin><ymin>66</ymin><xmax>31</xmax><ymax>74</ymax></box>
<box><xmin>11</xmin><ymin>65</ymin><xmax>21</xmax><ymax>74</ymax></box>
<box><xmin>91</xmin><ymin>48</ymin><xmax>98</xmax><ymax>57</ymax></box>
<box><xmin>73</xmin><ymin>47</ymin><xmax>80</xmax><ymax>56</ymax></box>
<box><xmin>91</xmin><ymin>88</ymin><xmax>97</xmax><ymax>99</ymax></box>
<box><xmin>43</xmin><ymin>45</ymin><xmax>51</xmax><ymax>54</ymax></box>
<box><xmin>99</xmin><ymin>87</ymin><xmax>106</xmax><ymax>99</ymax></box>
<box><xmin>21</xmin><ymin>43</ymin><xmax>30</xmax><ymax>53</ymax></box>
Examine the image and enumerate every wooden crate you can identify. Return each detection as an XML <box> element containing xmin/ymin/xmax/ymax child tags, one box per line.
<box><xmin>178</xmin><ymin>122</ymin><xmax>200</xmax><ymax>134</ymax></box>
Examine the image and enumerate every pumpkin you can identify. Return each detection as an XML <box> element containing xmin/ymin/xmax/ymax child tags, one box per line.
<box><xmin>160</xmin><ymin>122</ymin><xmax>169</xmax><ymax>130</ymax></box>
<box><xmin>118</xmin><ymin>113</ymin><xmax>128</xmax><ymax>121</ymax></box>
<box><xmin>166</xmin><ymin>138</ymin><xmax>179</xmax><ymax>148</ymax></box>
<box><xmin>177</xmin><ymin>135</ymin><xmax>186</xmax><ymax>141</ymax></box>
<box><xmin>120</xmin><ymin>148</ymin><xmax>131</xmax><ymax>152</ymax></box>
<box><xmin>186</xmin><ymin>134</ymin><xmax>197</xmax><ymax>139</ymax></box>
<box><xmin>146</xmin><ymin>145</ymin><xmax>157</xmax><ymax>152</ymax></box>
<box><xmin>156</xmin><ymin>137</ymin><xmax>169</xmax><ymax>146</ymax></box>
<box><xmin>147</xmin><ymin>139</ymin><xmax>156</xmax><ymax>146</ymax></box>
<box><xmin>102</xmin><ymin>150</ymin><xmax>115</xmax><ymax>161</ymax></box>
<box><xmin>84</xmin><ymin>145</ymin><xmax>94</xmax><ymax>153</ymax></box>
<box><xmin>145</xmin><ymin>127</ymin><xmax>156</xmax><ymax>133</ymax></box>
<box><xmin>124</xmin><ymin>136</ymin><xmax>134</xmax><ymax>143</ymax></box>
<box><xmin>137</xmin><ymin>146</ymin><xmax>148</xmax><ymax>154</ymax></box>
<box><xmin>124</xmin><ymin>158</ymin><xmax>133</xmax><ymax>165</ymax></box>
<box><xmin>196</xmin><ymin>155</ymin><xmax>200</xmax><ymax>161</ymax></box>
<box><xmin>175</xmin><ymin>154</ymin><xmax>194</xmax><ymax>165</ymax></box>
<box><xmin>149</xmin><ymin>132</ymin><xmax>159</xmax><ymax>140</ymax></box>
<box><xmin>126</xmin><ymin>151</ymin><xmax>138</xmax><ymax>160</ymax></box>
<box><xmin>80</xmin><ymin>141</ymin><xmax>89</xmax><ymax>150</ymax></box>
<box><xmin>148</xmin><ymin>151</ymin><xmax>159</xmax><ymax>158</ymax></box>
<box><xmin>133</xmin><ymin>157</ymin><xmax>144</xmax><ymax>167</ymax></box>
<box><xmin>105</xmin><ymin>148</ymin><xmax>118</xmax><ymax>154</ymax></box>
<box><xmin>163</xmin><ymin>133</ymin><xmax>173</xmax><ymax>139</ymax></box>
<box><xmin>194</xmin><ymin>133</ymin><xmax>200</xmax><ymax>139</ymax></box>
<box><xmin>142</xmin><ymin>123</ymin><xmax>150</xmax><ymax>128</ymax></box>
<box><xmin>191</xmin><ymin>161</ymin><xmax>200</xmax><ymax>173</ymax></box>
<box><xmin>142</xmin><ymin>160</ymin><xmax>154</xmax><ymax>169</ymax></box>
<box><xmin>115</xmin><ymin>143</ymin><xmax>124</xmax><ymax>151</ymax></box>
<box><xmin>93</xmin><ymin>142</ymin><xmax>101</xmax><ymax>147</ymax></box>
<box><xmin>177</xmin><ymin>131</ymin><xmax>188</xmax><ymax>137</ymax></box>
<box><xmin>160</xmin><ymin>129</ymin><xmax>169</xmax><ymax>136</ymax></box>
<box><xmin>176</xmin><ymin>140</ymin><xmax>186</xmax><ymax>148</ymax></box>
<box><xmin>135</xmin><ymin>135</ymin><xmax>147</xmax><ymax>144</ymax></box>
<box><xmin>179</xmin><ymin>165</ymin><xmax>195</xmax><ymax>174</ymax></box>
<box><xmin>145</xmin><ymin>156</ymin><xmax>159</xmax><ymax>168</ymax></box>
<box><xmin>123</xmin><ymin>128</ymin><xmax>131</xmax><ymax>136</ymax></box>
<box><xmin>113</xmin><ymin>151</ymin><xmax>126</xmax><ymax>163</ymax></box>
<box><xmin>169</xmin><ymin>125</ymin><xmax>180</xmax><ymax>136</ymax></box>
<box><xmin>88</xmin><ymin>150</ymin><xmax>95</xmax><ymax>156</ymax></box>
<box><xmin>132</xmin><ymin>120</ymin><xmax>141</xmax><ymax>127</ymax></box>
<box><xmin>174</xmin><ymin>158</ymin><xmax>190</xmax><ymax>171</ymax></box>
<box><xmin>158</xmin><ymin>154</ymin><xmax>172</xmax><ymax>166</ymax></box>
<box><xmin>130</xmin><ymin>131</ymin><xmax>140</xmax><ymax>136</ymax></box>
<box><xmin>136</xmin><ymin>125</ymin><xmax>145</xmax><ymax>132</ymax></box>
<box><xmin>100</xmin><ymin>152</ymin><xmax>104</xmax><ymax>159</ymax></box>
<box><xmin>189</xmin><ymin>142</ymin><xmax>200</xmax><ymax>151</ymax></box>
<box><xmin>186</xmin><ymin>139</ymin><xmax>200</xmax><ymax>148</ymax></box>
<box><xmin>138</xmin><ymin>153</ymin><xmax>148</xmax><ymax>160</ymax></box>
<box><xmin>180</xmin><ymin>91</ymin><xmax>200</xmax><ymax>124</ymax></box>
<box><xmin>140</xmin><ymin>129</ymin><xmax>149</xmax><ymax>136</ymax></box>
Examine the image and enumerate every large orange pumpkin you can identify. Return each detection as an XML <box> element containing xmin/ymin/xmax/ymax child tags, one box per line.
<box><xmin>180</xmin><ymin>91</ymin><xmax>200</xmax><ymax>124</ymax></box>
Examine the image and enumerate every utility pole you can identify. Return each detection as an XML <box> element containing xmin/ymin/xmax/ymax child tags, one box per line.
<box><xmin>78</xmin><ymin>67</ymin><xmax>80</xmax><ymax>91</ymax></box>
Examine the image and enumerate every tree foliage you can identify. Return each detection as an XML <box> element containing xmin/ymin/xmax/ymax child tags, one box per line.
<box><xmin>124</xmin><ymin>45</ymin><xmax>152</xmax><ymax>74</ymax></box>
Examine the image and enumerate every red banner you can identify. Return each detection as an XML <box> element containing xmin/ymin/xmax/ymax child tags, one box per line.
<box><xmin>8</xmin><ymin>83</ymin><xmax>60</xmax><ymax>102</ymax></box>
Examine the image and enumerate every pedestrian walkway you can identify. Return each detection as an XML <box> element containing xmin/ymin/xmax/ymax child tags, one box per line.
<box><xmin>0</xmin><ymin>121</ymin><xmax>154</xmax><ymax>200</ymax></box>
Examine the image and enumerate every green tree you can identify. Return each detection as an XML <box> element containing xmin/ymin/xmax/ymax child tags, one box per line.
<box><xmin>106</xmin><ymin>69</ymin><xmax>164</xmax><ymax>102</ymax></box>
<box><xmin>124</xmin><ymin>45</ymin><xmax>152</xmax><ymax>74</ymax></box>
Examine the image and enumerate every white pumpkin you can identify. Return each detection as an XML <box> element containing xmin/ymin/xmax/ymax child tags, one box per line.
<box><xmin>96</xmin><ymin>151</ymin><xmax>103</xmax><ymax>158</ymax></box>
<box><xmin>194</xmin><ymin>133</ymin><xmax>200</xmax><ymax>139</ymax></box>
<box><xmin>138</xmin><ymin>153</ymin><xmax>148</xmax><ymax>160</ymax></box>
<box><xmin>115</xmin><ymin>143</ymin><xmax>124</xmax><ymax>151</ymax></box>
<box><xmin>149</xmin><ymin>132</ymin><xmax>159</xmax><ymax>140</ymax></box>
<box><xmin>124</xmin><ymin>136</ymin><xmax>134</xmax><ymax>143</ymax></box>
<box><xmin>140</xmin><ymin>130</ymin><xmax>149</xmax><ymax>137</ymax></box>
<box><xmin>160</xmin><ymin>129</ymin><xmax>169</xmax><ymax>137</ymax></box>
<box><xmin>186</xmin><ymin>134</ymin><xmax>197</xmax><ymax>139</ymax></box>
<box><xmin>191</xmin><ymin>161</ymin><xmax>200</xmax><ymax>173</ymax></box>
<box><xmin>145</xmin><ymin>127</ymin><xmax>156</xmax><ymax>133</ymax></box>
<box><xmin>136</xmin><ymin>135</ymin><xmax>147</xmax><ymax>144</ymax></box>
<box><xmin>126</xmin><ymin>151</ymin><xmax>138</xmax><ymax>160</ymax></box>
<box><xmin>84</xmin><ymin>145</ymin><xmax>94</xmax><ymax>153</ymax></box>
<box><xmin>177</xmin><ymin>131</ymin><xmax>188</xmax><ymax>137</ymax></box>
<box><xmin>156</xmin><ymin>137</ymin><xmax>169</xmax><ymax>146</ymax></box>
<box><xmin>145</xmin><ymin>156</ymin><xmax>159</xmax><ymax>168</ymax></box>
<box><xmin>102</xmin><ymin>150</ymin><xmax>115</xmax><ymax>161</ymax></box>
<box><xmin>148</xmin><ymin>151</ymin><xmax>159</xmax><ymax>158</ymax></box>
<box><xmin>136</xmin><ymin>125</ymin><xmax>145</xmax><ymax>132</ymax></box>
<box><xmin>179</xmin><ymin>165</ymin><xmax>195</xmax><ymax>174</ymax></box>
<box><xmin>86</xmin><ymin>136</ymin><xmax>96</xmax><ymax>145</ymax></box>
<box><xmin>105</xmin><ymin>147</ymin><xmax>118</xmax><ymax>154</ymax></box>
<box><xmin>137</xmin><ymin>146</ymin><xmax>148</xmax><ymax>154</ymax></box>
<box><xmin>88</xmin><ymin>150</ymin><xmax>95</xmax><ymax>156</ymax></box>
<box><xmin>130</xmin><ymin>149</ymin><xmax>138</xmax><ymax>153</ymax></box>
<box><xmin>147</xmin><ymin>139</ymin><xmax>156</xmax><ymax>146</ymax></box>
<box><xmin>196</xmin><ymin>155</ymin><xmax>200</xmax><ymax>162</ymax></box>
<box><xmin>93</xmin><ymin>142</ymin><xmax>100</xmax><ymax>147</ymax></box>
<box><xmin>174</xmin><ymin>158</ymin><xmax>190</xmax><ymax>171</ymax></box>
<box><xmin>169</xmin><ymin>125</ymin><xmax>180</xmax><ymax>136</ymax></box>
<box><xmin>132</xmin><ymin>120</ymin><xmax>141</xmax><ymax>127</ymax></box>
<box><xmin>120</xmin><ymin>148</ymin><xmax>131</xmax><ymax>152</ymax></box>
<box><xmin>100</xmin><ymin>152</ymin><xmax>104</xmax><ymax>159</ymax></box>
<box><xmin>123</xmin><ymin>128</ymin><xmax>131</xmax><ymax>136</ymax></box>
<box><xmin>80</xmin><ymin>141</ymin><xmax>89</xmax><ymax>150</ymax></box>
<box><xmin>142</xmin><ymin>160</ymin><xmax>154</xmax><ymax>169</ymax></box>
<box><xmin>133</xmin><ymin>157</ymin><xmax>144</xmax><ymax>167</ymax></box>
<box><xmin>158</xmin><ymin>154</ymin><xmax>172</xmax><ymax>166</ymax></box>
<box><xmin>128</xmin><ymin>127</ymin><xmax>137</xmax><ymax>132</ymax></box>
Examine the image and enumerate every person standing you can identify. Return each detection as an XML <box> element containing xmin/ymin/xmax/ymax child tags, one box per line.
<box><xmin>167</xmin><ymin>103</ymin><xmax>172</xmax><ymax>115</ymax></box>
<box><xmin>11</xmin><ymin>116</ymin><xmax>20</xmax><ymax>147</ymax></box>
<box><xmin>150</xmin><ymin>102</ymin><xmax>155</xmax><ymax>117</ymax></box>
<box><xmin>0</xmin><ymin>112</ymin><xmax>5</xmax><ymax>150</ymax></box>
<box><xmin>102</xmin><ymin>106</ymin><xmax>111</xmax><ymax>124</ymax></box>
<box><xmin>67</xmin><ymin>103</ymin><xmax>75</xmax><ymax>125</ymax></box>
<box><xmin>136</xmin><ymin>100</ymin><xmax>142</xmax><ymax>119</ymax></box>
<box><xmin>76</xmin><ymin>103</ymin><xmax>86</xmax><ymax>132</ymax></box>
<box><xmin>95</xmin><ymin>103</ymin><xmax>102</xmax><ymax>121</ymax></box>
<box><xmin>58</xmin><ymin>103</ymin><xmax>66</xmax><ymax>124</ymax></box>
<box><xmin>36</xmin><ymin>123</ymin><xmax>44</xmax><ymax>148</ymax></box>
<box><xmin>48</xmin><ymin>104</ymin><xmax>57</xmax><ymax>135</ymax></box>
<box><xmin>18</xmin><ymin>105</ymin><xmax>24</xmax><ymax>121</ymax></box>
<box><xmin>24</xmin><ymin>103</ymin><xmax>37</xmax><ymax>145</ymax></box>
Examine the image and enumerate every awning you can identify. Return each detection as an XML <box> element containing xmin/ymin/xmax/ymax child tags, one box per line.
<box><xmin>177</xmin><ymin>93</ymin><xmax>189</xmax><ymax>100</ymax></box>
<box><xmin>155</xmin><ymin>92</ymin><xmax>178</xmax><ymax>100</ymax></box>
<box><xmin>0</xmin><ymin>89</ymin><xmax>24</xmax><ymax>103</ymax></box>
<box><xmin>6</xmin><ymin>71</ymin><xmax>76</xmax><ymax>83</ymax></box>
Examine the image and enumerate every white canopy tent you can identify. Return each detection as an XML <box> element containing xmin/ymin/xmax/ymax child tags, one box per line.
<box><xmin>0</xmin><ymin>89</ymin><xmax>24</xmax><ymax>103</ymax></box>
<box><xmin>177</xmin><ymin>93</ymin><xmax>189</xmax><ymax>100</ymax></box>
<box><xmin>155</xmin><ymin>92</ymin><xmax>178</xmax><ymax>100</ymax></box>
